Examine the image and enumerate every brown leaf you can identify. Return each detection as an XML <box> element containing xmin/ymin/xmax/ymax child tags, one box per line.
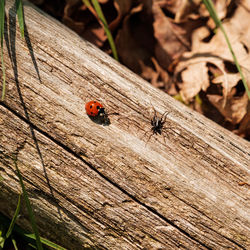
<box><xmin>116</xmin><ymin>3</ymin><xmax>171</xmax><ymax>89</ymax></box>
<box><xmin>152</xmin><ymin>3</ymin><xmax>190</xmax><ymax>68</ymax></box>
<box><xmin>207</xmin><ymin>93</ymin><xmax>248</xmax><ymax>124</ymax></box>
<box><xmin>212</xmin><ymin>73</ymin><xmax>242</xmax><ymax>103</ymax></box>
<box><xmin>206</xmin><ymin>0</ymin><xmax>233</xmax><ymax>29</ymax></box>
<box><xmin>116</xmin><ymin>6</ymin><xmax>150</xmax><ymax>67</ymax></box>
<box><xmin>237</xmin><ymin>102</ymin><xmax>250</xmax><ymax>139</ymax></box>
<box><xmin>174</xmin><ymin>0</ymin><xmax>201</xmax><ymax>23</ymax></box>
<box><xmin>63</xmin><ymin>0</ymin><xmax>86</xmax><ymax>34</ymax></box>
<box><xmin>156</xmin><ymin>0</ymin><xmax>183</xmax><ymax>15</ymax></box>
<box><xmin>82</xmin><ymin>25</ymin><xmax>106</xmax><ymax>48</ymax></box>
<box><xmin>140</xmin><ymin>57</ymin><xmax>170</xmax><ymax>89</ymax></box>
<box><xmin>175</xmin><ymin>1</ymin><xmax>250</xmax><ymax>108</ymax></box>
<box><xmin>109</xmin><ymin>0</ymin><xmax>133</xmax><ymax>31</ymax></box>
<box><xmin>179</xmin><ymin>62</ymin><xmax>209</xmax><ymax>102</ymax></box>
<box><xmin>116</xmin><ymin>4</ymin><xmax>146</xmax><ymax>72</ymax></box>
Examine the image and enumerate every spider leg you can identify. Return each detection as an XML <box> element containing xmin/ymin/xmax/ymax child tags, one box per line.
<box><xmin>140</xmin><ymin>128</ymin><xmax>156</xmax><ymax>146</ymax></box>
<box><xmin>152</xmin><ymin>105</ymin><xmax>157</xmax><ymax>117</ymax></box>
<box><xmin>116</xmin><ymin>114</ymin><xmax>143</xmax><ymax>133</ymax></box>
<box><xmin>144</xmin><ymin>132</ymin><xmax>154</xmax><ymax>146</ymax></box>
<box><xmin>161</xmin><ymin>111</ymin><xmax>170</xmax><ymax>123</ymax></box>
<box><xmin>147</xmin><ymin>101</ymin><xmax>157</xmax><ymax>117</ymax></box>
<box><xmin>161</xmin><ymin>127</ymin><xmax>171</xmax><ymax>140</ymax></box>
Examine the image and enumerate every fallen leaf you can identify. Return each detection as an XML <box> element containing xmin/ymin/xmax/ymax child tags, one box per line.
<box><xmin>179</xmin><ymin>62</ymin><xmax>209</xmax><ymax>102</ymax></box>
<box><xmin>152</xmin><ymin>2</ymin><xmax>190</xmax><ymax>68</ymax></box>
<box><xmin>237</xmin><ymin>102</ymin><xmax>250</xmax><ymax>139</ymax></box>
<box><xmin>174</xmin><ymin>0</ymin><xmax>201</xmax><ymax>22</ymax></box>
<box><xmin>175</xmin><ymin>0</ymin><xmax>250</xmax><ymax>119</ymax></box>
<box><xmin>139</xmin><ymin>57</ymin><xmax>170</xmax><ymax>90</ymax></box>
<box><xmin>63</xmin><ymin>0</ymin><xmax>86</xmax><ymax>34</ymax></box>
<box><xmin>109</xmin><ymin>0</ymin><xmax>132</xmax><ymax>31</ymax></box>
<box><xmin>207</xmin><ymin>93</ymin><xmax>248</xmax><ymax>124</ymax></box>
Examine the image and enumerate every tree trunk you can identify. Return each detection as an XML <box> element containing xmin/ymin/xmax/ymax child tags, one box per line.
<box><xmin>0</xmin><ymin>1</ymin><xmax>249</xmax><ymax>249</ymax></box>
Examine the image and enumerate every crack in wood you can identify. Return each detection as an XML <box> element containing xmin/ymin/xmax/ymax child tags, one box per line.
<box><xmin>0</xmin><ymin>102</ymin><xmax>214</xmax><ymax>249</ymax></box>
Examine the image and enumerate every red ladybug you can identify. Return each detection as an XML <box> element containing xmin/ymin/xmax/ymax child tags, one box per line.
<box><xmin>85</xmin><ymin>100</ymin><xmax>105</xmax><ymax>117</ymax></box>
<box><xmin>85</xmin><ymin>100</ymin><xmax>119</xmax><ymax>125</ymax></box>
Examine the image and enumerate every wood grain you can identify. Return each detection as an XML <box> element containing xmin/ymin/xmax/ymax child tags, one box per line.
<box><xmin>0</xmin><ymin>1</ymin><xmax>249</xmax><ymax>249</ymax></box>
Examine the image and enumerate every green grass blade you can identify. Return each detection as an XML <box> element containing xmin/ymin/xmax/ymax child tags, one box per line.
<box><xmin>90</xmin><ymin>0</ymin><xmax>119</xmax><ymax>61</ymax></box>
<box><xmin>11</xmin><ymin>237</ymin><xmax>18</xmax><ymax>250</ymax></box>
<box><xmin>202</xmin><ymin>0</ymin><xmax>250</xmax><ymax>100</ymax></box>
<box><xmin>82</xmin><ymin>0</ymin><xmax>91</xmax><ymax>8</ymax></box>
<box><xmin>0</xmin><ymin>223</ymin><xmax>5</xmax><ymax>248</ymax></box>
<box><xmin>0</xmin><ymin>195</ymin><xmax>20</xmax><ymax>248</ymax></box>
<box><xmin>0</xmin><ymin>0</ymin><xmax>4</xmax><ymax>47</ymax></box>
<box><xmin>24</xmin><ymin>233</ymin><xmax>67</xmax><ymax>250</ymax></box>
<box><xmin>14</xmin><ymin>158</ymin><xmax>43</xmax><ymax>250</ymax></box>
<box><xmin>0</xmin><ymin>0</ymin><xmax>5</xmax><ymax>101</ymax></box>
<box><xmin>6</xmin><ymin>194</ymin><xmax>21</xmax><ymax>239</ymax></box>
<box><xmin>15</xmin><ymin>0</ymin><xmax>24</xmax><ymax>38</ymax></box>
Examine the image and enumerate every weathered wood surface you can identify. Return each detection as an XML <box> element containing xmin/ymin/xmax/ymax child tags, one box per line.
<box><xmin>0</xmin><ymin>1</ymin><xmax>249</xmax><ymax>249</ymax></box>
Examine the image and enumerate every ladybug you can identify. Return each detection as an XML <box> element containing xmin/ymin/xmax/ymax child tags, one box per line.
<box><xmin>85</xmin><ymin>100</ymin><xmax>119</xmax><ymax>125</ymax></box>
<box><xmin>85</xmin><ymin>100</ymin><xmax>105</xmax><ymax>117</ymax></box>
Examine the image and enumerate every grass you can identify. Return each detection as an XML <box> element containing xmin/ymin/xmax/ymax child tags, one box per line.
<box><xmin>14</xmin><ymin>157</ymin><xmax>44</xmax><ymax>250</ymax></box>
<box><xmin>82</xmin><ymin>0</ymin><xmax>119</xmax><ymax>61</ymax></box>
<box><xmin>0</xmin><ymin>195</ymin><xmax>21</xmax><ymax>248</ymax></box>
<box><xmin>0</xmin><ymin>211</ymin><xmax>67</xmax><ymax>250</ymax></box>
<box><xmin>0</xmin><ymin>157</ymin><xmax>67</xmax><ymax>249</ymax></box>
<box><xmin>0</xmin><ymin>0</ymin><xmax>24</xmax><ymax>101</ymax></box>
<box><xmin>0</xmin><ymin>2</ymin><xmax>67</xmax><ymax>248</ymax></box>
<box><xmin>202</xmin><ymin>0</ymin><xmax>250</xmax><ymax>100</ymax></box>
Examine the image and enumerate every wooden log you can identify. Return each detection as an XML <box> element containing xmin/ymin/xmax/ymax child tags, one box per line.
<box><xmin>0</xmin><ymin>0</ymin><xmax>249</xmax><ymax>249</ymax></box>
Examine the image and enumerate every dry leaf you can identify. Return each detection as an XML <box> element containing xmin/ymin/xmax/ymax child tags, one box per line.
<box><xmin>109</xmin><ymin>0</ymin><xmax>132</xmax><ymax>31</ymax></box>
<box><xmin>237</xmin><ymin>101</ymin><xmax>250</xmax><ymax>138</ymax></box>
<box><xmin>174</xmin><ymin>0</ymin><xmax>201</xmax><ymax>22</ymax></box>
<box><xmin>179</xmin><ymin>62</ymin><xmax>209</xmax><ymax>102</ymax></box>
<box><xmin>207</xmin><ymin>93</ymin><xmax>248</xmax><ymax>124</ymax></box>
<box><xmin>175</xmin><ymin>0</ymin><xmax>250</xmax><ymax>122</ymax></box>
<box><xmin>139</xmin><ymin>57</ymin><xmax>170</xmax><ymax>90</ymax></box>
<box><xmin>206</xmin><ymin>0</ymin><xmax>232</xmax><ymax>29</ymax></box>
<box><xmin>116</xmin><ymin>4</ymin><xmax>149</xmax><ymax>73</ymax></box>
<box><xmin>63</xmin><ymin>0</ymin><xmax>86</xmax><ymax>34</ymax></box>
<box><xmin>152</xmin><ymin>2</ymin><xmax>190</xmax><ymax>68</ymax></box>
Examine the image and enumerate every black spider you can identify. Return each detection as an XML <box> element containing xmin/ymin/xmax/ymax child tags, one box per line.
<box><xmin>151</xmin><ymin>110</ymin><xmax>168</xmax><ymax>135</ymax></box>
<box><xmin>144</xmin><ymin>107</ymin><xmax>169</xmax><ymax>144</ymax></box>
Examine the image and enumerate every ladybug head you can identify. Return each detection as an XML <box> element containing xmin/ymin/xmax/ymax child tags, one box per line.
<box><xmin>98</xmin><ymin>107</ymin><xmax>106</xmax><ymax>116</ymax></box>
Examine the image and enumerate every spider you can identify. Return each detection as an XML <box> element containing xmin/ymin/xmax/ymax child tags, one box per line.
<box><xmin>144</xmin><ymin>107</ymin><xmax>170</xmax><ymax>145</ymax></box>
